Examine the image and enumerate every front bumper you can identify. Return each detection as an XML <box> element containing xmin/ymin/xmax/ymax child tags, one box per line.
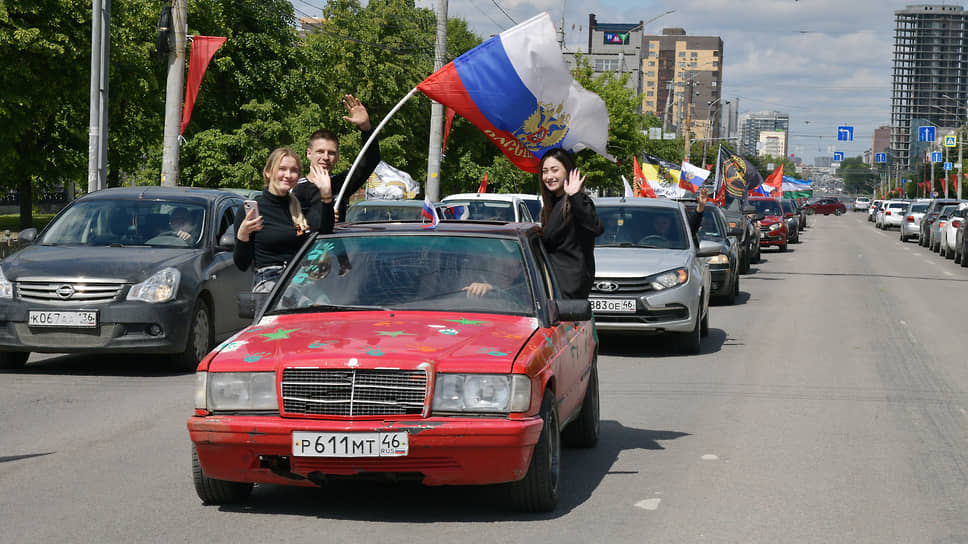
<box><xmin>188</xmin><ymin>415</ymin><xmax>543</xmax><ymax>486</ymax></box>
<box><xmin>590</xmin><ymin>279</ymin><xmax>701</xmax><ymax>333</ymax></box>
<box><xmin>709</xmin><ymin>266</ymin><xmax>732</xmax><ymax>296</ymax></box>
<box><xmin>0</xmin><ymin>299</ymin><xmax>193</xmax><ymax>354</ymax></box>
<box><xmin>759</xmin><ymin>229</ymin><xmax>786</xmax><ymax>246</ymax></box>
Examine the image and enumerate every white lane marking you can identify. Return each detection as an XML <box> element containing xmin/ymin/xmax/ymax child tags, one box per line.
<box><xmin>924</xmin><ymin>259</ymin><xmax>937</xmax><ymax>266</ymax></box>
<box><xmin>635</xmin><ymin>498</ymin><xmax>662</xmax><ymax>511</ymax></box>
<box><xmin>960</xmin><ymin>407</ymin><xmax>967</xmax><ymax>416</ymax></box>
<box><xmin>899</xmin><ymin>320</ymin><xmax>907</xmax><ymax>326</ymax></box>
<box><xmin>943</xmin><ymin>270</ymin><xmax>954</xmax><ymax>276</ymax></box>
<box><xmin>701</xmin><ymin>454</ymin><xmax>719</xmax><ymax>461</ymax></box>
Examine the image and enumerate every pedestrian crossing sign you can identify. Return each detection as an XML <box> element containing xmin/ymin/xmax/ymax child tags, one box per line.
<box><xmin>944</xmin><ymin>135</ymin><xmax>957</xmax><ymax>147</ymax></box>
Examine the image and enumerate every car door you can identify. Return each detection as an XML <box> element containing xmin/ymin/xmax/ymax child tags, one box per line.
<box><xmin>205</xmin><ymin>198</ymin><xmax>253</xmax><ymax>338</ymax></box>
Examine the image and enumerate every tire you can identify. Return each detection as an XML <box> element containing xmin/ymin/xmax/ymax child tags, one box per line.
<box><xmin>954</xmin><ymin>248</ymin><xmax>962</xmax><ymax>264</ymax></box>
<box><xmin>739</xmin><ymin>251</ymin><xmax>750</xmax><ymax>275</ymax></box>
<box><xmin>835</xmin><ymin>209</ymin><xmax>844</xmax><ymax>216</ymax></box>
<box><xmin>751</xmin><ymin>245</ymin><xmax>761</xmax><ymax>264</ymax></box>
<box><xmin>677</xmin><ymin>309</ymin><xmax>702</xmax><ymax>354</ymax></box>
<box><xmin>562</xmin><ymin>362</ymin><xmax>599</xmax><ymax>448</ymax></box>
<box><xmin>192</xmin><ymin>445</ymin><xmax>253</xmax><ymax>505</ymax></box>
<box><xmin>700</xmin><ymin>305</ymin><xmax>709</xmax><ymax>337</ymax></box>
<box><xmin>961</xmin><ymin>246</ymin><xmax>968</xmax><ymax>268</ymax></box>
<box><xmin>0</xmin><ymin>351</ymin><xmax>29</xmax><ymax>370</ymax></box>
<box><xmin>900</xmin><ymin>233</ymin><xmax>907</xmax><ymax>243</ymax></box>
<box><xmin>946</xmin><ymin>243</ymin><xmax>955</xmax><ymax>260</ymax></box>
<box><xmin>806</xmin><ymin>208</ymin><xmax>815</xmax><ymax>215</ymax></box>
<box><xmin>509</xmin><ymin>390</ymin><xmax>561</xmax><ymax>512</ymax></box>
<box><xmin>723</xmin><ymin>275</ymin><xmax>738</xmax><ymax>305</ymax></box>
<box><xmin>171</xmin><ymin>300</ymin><xmax>213</xmax><ymax>372</ymax></box>
<box><xmin>779</xmin><ymin>241</ymin><xmax>788</xmax><ymax>252</ymax></box>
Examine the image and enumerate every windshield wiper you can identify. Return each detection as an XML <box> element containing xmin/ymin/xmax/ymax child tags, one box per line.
<box><xmin>273</xmin><ymin>303</ymin><xmax>393</xmax><ymax>314</ymax></box>
<box><xmin>597</xmin><ymin>242</ymin><xmax>661</xmax><ymax>248</ymax></box>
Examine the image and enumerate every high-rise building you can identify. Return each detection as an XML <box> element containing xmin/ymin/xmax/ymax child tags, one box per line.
<box><xmin>891</xmin><ymin>5</ymin><xmax>968</xmax><ymax>168</ymax></box>
<box><xmin>640</xmin><ymin>28</ymin><xmax>724</xmax><ymax>142</ymax></box>
<box><xmin>737</xmin><ymin>111</ymin><xmax>789</xmax><ymax>158</ymax></box>
<box><xmin>870</xmin><ymin>125</ymin><xmax>891</xmax><ymax>166</ymax></box>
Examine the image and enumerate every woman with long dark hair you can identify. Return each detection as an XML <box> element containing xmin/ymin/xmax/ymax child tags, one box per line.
<box><xmin>538</xmin><ymin>148</ymin><xmax>603</xmax><ymax>299</ymax></box>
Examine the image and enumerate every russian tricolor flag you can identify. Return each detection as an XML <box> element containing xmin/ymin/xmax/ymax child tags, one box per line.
<box><xmin>679</xmin><ymin>161</ymin><xmax>710</xmax><ymax>193</ymax></box>
<box><xmin>417</xmin><ymin>13</ymin><xmax>611</xmax><ymax>173</ymax></box>
<box><xmin>421</xmin><ymin>194</ymin><xmax>439</xmax><ymax>229</ymax></box>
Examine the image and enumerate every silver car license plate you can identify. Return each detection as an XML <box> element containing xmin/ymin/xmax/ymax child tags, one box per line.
<box><xmin>589</xmin><ymin>299</ymin><xmax>636</xmax><ymax>313</ymax></box>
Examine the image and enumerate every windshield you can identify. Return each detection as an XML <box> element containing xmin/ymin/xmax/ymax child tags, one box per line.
<box><xmin>751</xmin><ymin>200</ymin><xmax>782</xmax><ymax>216</ymax></box>
<box><xmin>780</xmin><ymin>200</ymin><xmax>795</xmax><ymax>213</ymax></box>
<box><xmin>909</xmin><ymin>203</ymin><xmax>929</xmax><ymax>213</ymax></box>
<box><xmin>345</xmin><ymin>203</ymin><xmax>425</xmax><ymax>222</ymax></box>
<box><xmin>272</xmin><ymin>234</ymin><xmax>535</xmax><ymax>316</ymax></box>
<box><xmin>595</xmin><ymin>206</ymin><xmax>690</xmax><ymax>250</ymax></box>
<box><xmin>444</xmin><ymin>200</ymin><xmax>515</xmax><ymax>221</ymax></box>
<box><xmin>39</xmin><ymin>200</ymin><xmax>206</xmax><ymax>248</ymax></box>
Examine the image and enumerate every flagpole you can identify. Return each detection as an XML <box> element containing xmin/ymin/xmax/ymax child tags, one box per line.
<box><xmin>334</xmin><ymin>87</ymin><xmax>420</xmax><ymax>211</ymax></box>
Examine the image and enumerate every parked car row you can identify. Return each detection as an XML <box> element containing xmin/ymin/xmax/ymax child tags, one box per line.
<box><xmin>867</xmin><ymin>196</ymin><xmax>968</xmax><ymax>266</ymax></box>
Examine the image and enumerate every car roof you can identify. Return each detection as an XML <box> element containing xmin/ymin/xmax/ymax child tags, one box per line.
<box><xmin>333</xmin><ymin>220</ymin><xmax>539</xmax><ymax>237</ymax></box>
<box><xmin>78</xmin><ymin>186</ymin><xmax>237</xmax><ymax>206</ymax></box>
<box><xmin>348</xmin><ymin>199</ymin><xmax>428</xmax><ymax>207</ymax></box>
<box><xmin>442</xmin><ymin>193</ymin><xmax>525</xmax><ymax>203</ymax></box>
<box><xmin>594</xmin><ymin>197</ymin><xmax>682</xmax><ymax>209</ymax></box>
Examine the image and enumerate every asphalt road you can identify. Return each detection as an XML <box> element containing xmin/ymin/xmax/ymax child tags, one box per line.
<box><xmin>2</xmin><ymin>211</ymin><xmax>967</xmax><ymax>543</ymax></box>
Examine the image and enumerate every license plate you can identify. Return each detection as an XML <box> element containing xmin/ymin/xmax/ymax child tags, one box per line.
<box><xmin>292</xmin><ymin>431</ymin><xmax>409</xmax><ymax>457</ymax></box>
<box><xmin>28</xmin><ymin>310</ymin><xmax>98</xmax><ymax>328</ymax></box>
<box><xmin>589</xmin><ymin>298</ymin><xmax>636</xmax><ymax>313</ymax></box>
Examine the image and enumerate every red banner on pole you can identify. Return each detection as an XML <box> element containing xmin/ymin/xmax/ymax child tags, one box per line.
<box><xmin>180</xmin><ymin>36</ymin><xmax>227</xmax><ymax>135</ymax></box>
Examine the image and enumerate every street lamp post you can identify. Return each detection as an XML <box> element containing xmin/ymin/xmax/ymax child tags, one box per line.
<box><xmin>702</xmin><ymin>97</ymin><xmax>728</xmax><ymax>167</ymax></box>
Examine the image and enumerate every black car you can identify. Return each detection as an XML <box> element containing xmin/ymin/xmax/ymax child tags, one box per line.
<box><xmin>723</xmin><ymin>197</ymin><xmax>762</xmax><ymax>274</ymax></box>
<box><xmin>919</xmin><ymin>198</ymin><xmax>961</xmax><ymax>247</ymax></box>
<box><xmin>0</xmin><ymin>187</ymin><xmax>252</xmax><ymax>370</ymax></box>
<box><xmin>696</xmin><ymin>204</ymin><xmax>741</xmax><ymax>304</ymax></box>
<box><xmin>779</xmin><ymin>199</ymin><xmax>801</xmax><ymax>243</ymax></box>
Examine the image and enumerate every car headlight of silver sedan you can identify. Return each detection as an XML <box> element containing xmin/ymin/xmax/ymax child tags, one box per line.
<box><xmin>195</xmin><ymin>371</ymin><xmax>278</xmax><ymax>411</ymax></box>
<box><xmin>0</xmin><ymin>267</ymin><xmax>12</xmax><ymax>299</ymax></box>
<box><xmin>127</xmin><ymin>267</ymin><xmax>181</xmax><ymax>303</ymax></box>
<box><xmin>707</xmin><ymin>254</ymin><xmax>730</xmax><ymax>265</ymax></box>
<box><xmin>432</xmin><ymin>374</ymin><xmax>531</xmax><ymax>413</ymax></box>
<box><xmin>649</xmin><ymin>268</ymin><xmax>688</xmax><ymax>290</ymax></box>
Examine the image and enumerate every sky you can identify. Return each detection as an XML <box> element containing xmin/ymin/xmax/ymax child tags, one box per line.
<box><xmin>293</xmin><ymin>0</ymin><xmax>921</xmax><ymax>165</ymax></box>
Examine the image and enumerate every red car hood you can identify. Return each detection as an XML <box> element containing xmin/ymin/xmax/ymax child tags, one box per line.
<box><xmin>205</xmin><ymin>311</ymin><xmax>540</xmax><ymax>374</ymax></box>
<box><xmin>760</xmin><ymin>215</ymin><xmax>782</xmax><ymax>225</ymax></box>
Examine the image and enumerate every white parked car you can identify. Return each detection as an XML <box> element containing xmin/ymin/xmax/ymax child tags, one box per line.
<box><xmin>853</xmin><ymin>196</ymin><xmax>871</xmax><ymax>212</ymax></box>
<box><xmin>868</xmin><ymin>199</ymin><xmax>884</xmax><ymax>222</ymax></box>
<box><xmin>440</xmin><ymin>193</ymin><xmax>536</xmax><ymax>223</ymax></box>
<box><xmin>876</xmin><ymin>200</ymin><xmax>909</xmax><ymax>230</ymax></box>
<box><xmin>939</xmin><ymin>204</ymin><xmax>968</xmax><ymax>259</ymax></box>
<box><xmin>899</xmin><ymin>199</ymin><xmax>932</xmax><ymax>242</ymax></box>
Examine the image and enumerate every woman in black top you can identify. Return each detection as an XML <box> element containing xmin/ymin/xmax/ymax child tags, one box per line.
<box><xmin>234</xmin><ymin>148</ymin><xmax>324</xmax><ymax>292</ymax></box>
<box><xmin>538</xmin><ymin>148</ymin><xmax>604</xmax><ymax>299</ymax></box>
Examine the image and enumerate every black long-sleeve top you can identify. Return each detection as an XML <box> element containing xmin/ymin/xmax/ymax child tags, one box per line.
<box><xmin>233</xmin><ymin>190</ymin><xmax>313</xmax><ymax>272</ymax></box>
<box><xmin>541</xmin><ymin>191</ymin><xmax>604</xmax><ymax>299</ymax></box>
<box><xmin>293</xmin><ymin>128</ymin><xmax>381</xmax><ymax>230</ymax></box>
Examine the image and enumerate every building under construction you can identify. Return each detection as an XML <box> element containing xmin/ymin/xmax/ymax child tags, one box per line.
<box><xmin>891</xmin><ymin>4</ymin><xmax>968</xmax><ymax>168</ymax></box>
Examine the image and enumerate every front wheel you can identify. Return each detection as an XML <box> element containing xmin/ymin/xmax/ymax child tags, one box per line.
<box><xmin>835</xmin><ymin>209</ymin><xmax>844</xmax><ymax>216</ymax></box>
<box><xmin>171</xmin><ymin>300</ymin><xmax>213</xmax><ymax>372</ymax></box>
<box><xmin>508</xmin><ymin>390</ymin><xmax>561</xmax><ymax>512</ymax></box>
<box><xmin>192</xmin><ymin>445</ymin><xmax>253</xmax><ymax>504</ymax></box>
<box><xmin>677</xmin><ymin>309</ymin><xmax>702</xmax><ymax>354</ymax></box>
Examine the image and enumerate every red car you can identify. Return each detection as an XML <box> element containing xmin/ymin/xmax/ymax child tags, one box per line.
<box><xmin>749</xmin><ymin>197</ymin><xmax>789</xmax><ymax>251</ymax></box>
<box><xmin>803</xmin><ymin>197</ymin><xmax>846</xmax><ymax>216</ymax></box>
<box><xmin>187</xmin><ymin>222</ymin><xmax>599</xmax><ymax>512</ymax></box>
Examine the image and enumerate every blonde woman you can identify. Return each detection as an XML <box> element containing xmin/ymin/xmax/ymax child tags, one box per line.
<box><xmin>233</xmin><ymin>148</ymin><xmax>319</xmax><ymax>292</ymax></box>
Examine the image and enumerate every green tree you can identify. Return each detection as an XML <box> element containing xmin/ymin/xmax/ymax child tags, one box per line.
<box><xmin>837</xmin><ymin>156</ymin><xmax>877</xmax><ymax>194</ymax></box>
<box><xmin>0</xmin><ymin>0</ymin><xmax>89</xmax><ymax>227</ymax></box>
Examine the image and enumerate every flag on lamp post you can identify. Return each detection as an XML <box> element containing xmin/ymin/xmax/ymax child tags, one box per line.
<box><xmin>180</xmin><ymin>36</ymin><xmax>227</xmax><ymax>135</ymax></box>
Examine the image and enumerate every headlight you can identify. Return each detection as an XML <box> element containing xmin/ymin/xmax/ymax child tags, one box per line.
<box><xmin>768</xmin><ymin>223</ymin><xmax>781</xmax><ymax>231</ymax></box>
<box><xmin>0</xmin><ymin>266</ymin><xmax>12</xmax><ymax>299</ymax></box>
<box><xmin>707</xmin><ymin>254</ymin><xmax>729</xmax><ymax>265</ymax></box>
<box><xmin>127</xmin><ymin>267</ymin><xmax>181</xmax><ymax>303</ymax></box>
<box><xmin>433</xmin><ymin>374</ymin><xmax>531</xmax><ymax>413</ymax></box>
<box><xmin>194</xmin><ymin>372</ymin><xmax>208</xmax><ymax>409</ymax></box>
<box><xmin>649</xmin><ymin>268</ymin><xmax>688</xmax><ymax>290</ymax></box>
<box><xmin>205</xmin><ymin>372</ymin><xmax>277</xmax><ymax>411</ymax></box>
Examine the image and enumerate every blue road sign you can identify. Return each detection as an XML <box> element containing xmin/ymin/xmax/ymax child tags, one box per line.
<box><xmin>833</xmin><ymin>151</ymin><xmax>845</xmax><ymax>161</ymax></box>
<box><xmin>944</xmin><ymin>135</ymin><xmax>958</xmax><ymax>147</ymax></box>
<box><xmin>875</xmin><ymin>152</ymin><xmax>887</xmax><ymax>163</ymax></box>
<box><xmin>944</xmin><ymin>162</ymin><xmax>953</xmax><ymax>171</ymax></box>
<box><xmin>932</xmin><ymin>151</ymin><xmax>943</xmax><ymax>162</ymax></box>
<box><xmin>919</xmin><ymin>126</ymin><xmax>936</xmax><ymax>142</ymax></box>
<box><xmin>837</xmin><ymin>126</ymin><xmax>854</xmax><ymax>141</ymax></box>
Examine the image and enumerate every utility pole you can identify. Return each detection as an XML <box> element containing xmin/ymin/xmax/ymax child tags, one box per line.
<box><xmin>425</xmin><ymin>0</ymin><xmax>448</xmax><ymax>201</ymax></box>
<box><xmin>161</xmin><ymin>0</ymin><xmax>187</xmax><ymax>187</ymax></box>
<box><xmin>959</xmin><ymin>125</ymin><xmax>963</xmax><ymax>199</ymax></box>
<box><xmin>683</xmin><ymin>80</ymin><xmax>694</xmax><ymax>163</ymax></box>
<box><xmin>87</xmin><ymin>0</ymin><xmax>110</xmax><ymax>194</ymax></box>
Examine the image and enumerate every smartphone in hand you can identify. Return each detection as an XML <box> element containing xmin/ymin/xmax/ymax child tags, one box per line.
<box><xmin>243</xmin><ymin>199</ymin><xmax>260</xmax><ymax>218</ymax></box>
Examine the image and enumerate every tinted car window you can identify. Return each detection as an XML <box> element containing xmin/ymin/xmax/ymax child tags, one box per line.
<box><xmin>274</xmin><ymin>235</ymin><xmax>534</xmax><ymax>316</ymax></box>
<box><xmin>910</xmin><ymin>203</ymin><xmax>929</xmax><ymax>213</ymax></box>
<box><xmin>523</xmin><ymin>199</ymin><xmax>542</xmax><ymax>221</ymax></box>
<box><xmin>40</xmin><ymin>200</ymin><xmax>207</xmax><ymax>248</ymax></box>
<box><xmin>750</xmin><ymin>200</ymin><xmax>782</xmax><ymax>216</ymax></box>
<box><xmin>444</xmin><ymin>200</ymin><xmax>515</xmax><ymax>221</ymax></box>
<box><xmin>595</xmin><ymin>206</ymin><xmax>690</xmax><ymax>250</ymax></box>
<box><xmin>698</xmin><ymin>210</ymin><xmax>725</xmax><ymax>240</ymax></box>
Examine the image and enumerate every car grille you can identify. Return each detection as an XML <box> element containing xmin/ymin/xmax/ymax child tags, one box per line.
<box><xmin>591</xmin><ymin>277</ymin><xmax>655</xmax><ymax>295</ymax></box>
<box><xmin>282</xmin><ymin>368</ymin><xmax>428</xmax><ymax>416</ymax></box>
<box><xmin>16</xmin><ymin>277</ymin><xmax>125</xmax><ymax>304</ymax></box>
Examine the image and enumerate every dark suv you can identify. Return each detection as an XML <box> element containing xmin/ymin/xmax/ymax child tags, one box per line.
<box><xmin>919</xmin><ymin>198</ymin><xmax>962</xmax><ymax>248</ymax></box>
<box><xmin>722</xmin><ymin>197</ymin><xmax>762</xmax><ymax>274</ymax></box>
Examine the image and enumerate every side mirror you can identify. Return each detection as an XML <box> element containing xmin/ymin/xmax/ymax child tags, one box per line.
<box><xmin>785</xmin><ymin>212</ymin><xmax>794</xmax><ymax>218</ymax></box>
<box><xmin>754</xmin><ymin>213</ymin><xmax>766</xmax><ymax>222</ymax></box>
<box><xmin>697</xmin><ymin>239</ymin><xmax>721</xmax><ymax>257</ymax></box>
<box><xmin>553</xmin><ymin>299</ymin><xmax>592</xmax><ymax>322</ymax></box>
<box><xmin>238</xmin><ymin>291</ymin><xmax>269</xmax><ymax>320</ymax></box>
<box><xmin>218</xmin><ymin>227</ymin><xmax>237</xmax><ymax>251</ymax></box>
<box><xmin>728</xmin><ymin>225</ymin><xmax>744</xmax><ymax>237</ymax></box>
<box><xmin>17</xmin><ymin>228</ymin><xmax>38</xmax><ymax>243</ymax></box>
